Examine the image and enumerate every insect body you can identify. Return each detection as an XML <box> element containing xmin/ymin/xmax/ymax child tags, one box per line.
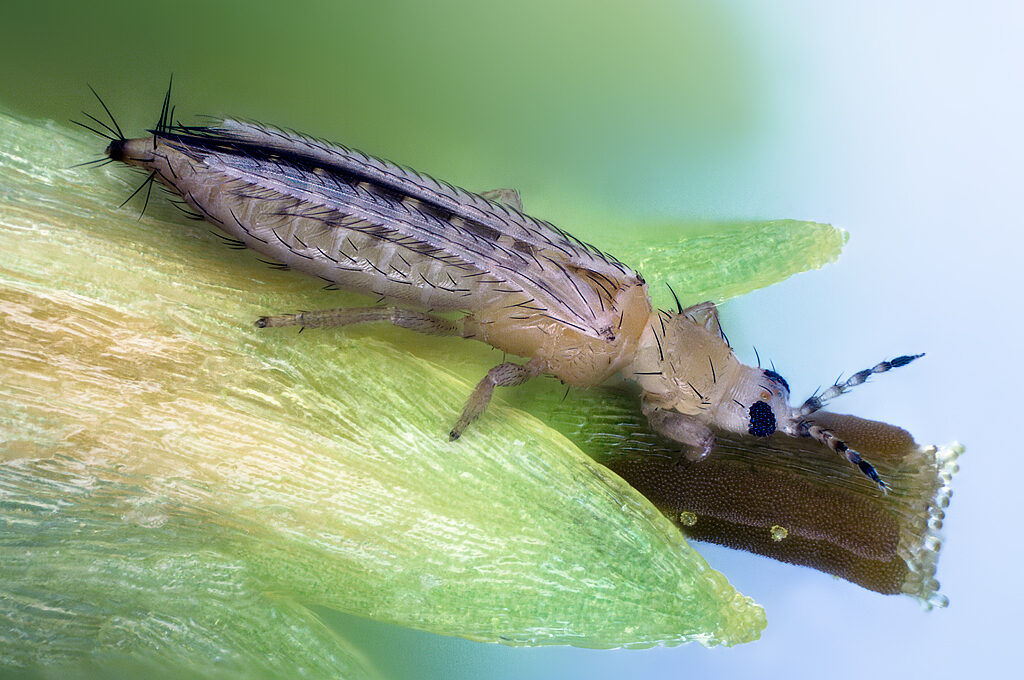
<box><xmin>90</xmin><ymin>95</ymin><xmax>920</xmax><ymax>491</ymax></box>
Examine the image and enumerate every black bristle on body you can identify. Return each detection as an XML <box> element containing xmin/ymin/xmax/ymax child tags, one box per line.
<box><xmin>665</xmin><ymin>283</ymin><xmax>683</xmax><ymax>313</ymax></box>
<box><xmin>210</xmin><ymin>231</ymin><xmax>248</xmax><ymax>249</ymax></box>
<box><xmin>117</xmin><ymin>171</ymin><xmax>158</xmax><ymax>219</ymax></box>
<box><xmin>71</xmin><ymin>84</ymin><xmax>127</xmax><ymax>167</ymax></box>
<box><xmin>169</xmin><ymin>201</ymin><xmax>205</xmax><ymax>221</ymax></box>
<box><xmin>256</xmin><ymin>258</ymin><xmax>290</xmax><ymax>271</ymax></box>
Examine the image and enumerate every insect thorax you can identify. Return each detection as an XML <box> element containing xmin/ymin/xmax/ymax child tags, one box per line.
<box><xmin>630</xmin><ymin>311</ymin><xmax>781</xmax><ymax>435</ymax></box>
<box><xmin>465</xmin><ymin>279</ymin><xmax>652</xmax><ymax>388</ymax></box>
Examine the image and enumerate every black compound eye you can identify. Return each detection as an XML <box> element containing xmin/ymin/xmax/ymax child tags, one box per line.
<box><xmin>748</xmin><ymin>400</ymin><xmax>777</xmax><ymax>437</ymax></box>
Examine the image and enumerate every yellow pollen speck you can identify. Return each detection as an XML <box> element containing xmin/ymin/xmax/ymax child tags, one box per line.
<box><xmin>679</xmin><ymin>511</ymin><xmax>698</xmax><ymax>526</ymax></box>
<box><xmin>770</xmin><ymin>525</ymin><xmax>788</xmax><ymax>542</ymax></box>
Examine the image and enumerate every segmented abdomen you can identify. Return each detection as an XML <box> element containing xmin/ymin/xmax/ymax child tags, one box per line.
<box><xmin>143</xmin><ymin>120</ymin><xmax>642</xmax><ymax>341</ymax></box>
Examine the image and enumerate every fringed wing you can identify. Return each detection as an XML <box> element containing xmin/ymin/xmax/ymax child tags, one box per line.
<box><xmin>156</xmin><ymin>120</ymin><xmax>641</xmax><ymax>338</ymax></box>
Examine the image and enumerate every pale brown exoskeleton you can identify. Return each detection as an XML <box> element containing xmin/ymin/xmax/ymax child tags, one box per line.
<box><xmin>85</xmin><ymin>87</ymin><xmax>921</xmax><ymax>491</ymax></box>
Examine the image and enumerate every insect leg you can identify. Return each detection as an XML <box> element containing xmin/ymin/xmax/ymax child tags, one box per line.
<box><xmin>680</xmin><ymin>301</ymin><xmax>717</xmax><ymax>321</ymax></box>
<box><xmin>680</xmin><ymin>301</ymin><xmax>728</xmax><ymax>343</ymax></box>
<box><xmin>804</xmin><ymin>423</ymin><xmax>889</xmax><ymax>492</ymax></box>
<box><xmin>642</xmin><ymin>402</ymin><xmax>715</xmax><ymax>464</ymax></box>
<box><xmin>255</xmin><ymin>307</ymin><xmax>462</xmax><ymax>336</ymax></box>
<box><xmin>449</xmin><ymin>357</ymin><xmax>545</xmax><ymax>440</ymax></box>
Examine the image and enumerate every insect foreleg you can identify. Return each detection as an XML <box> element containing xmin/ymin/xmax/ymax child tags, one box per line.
<box><xmin>642</xmin><ymin>401</ymin><xmax>715</xmax><ymax>464</ymax></box>
<box><xmin>255</xmin><ymin>307</ymin><xmax>463</xmax><ymax>336</ymax></box>
<box><xmin>803</xmin><ymin>423</ymin><xmax>889</xmax><ymax>492</ymax></box>
<box><xmin>450</xmin><ymin>357</ymin><xmax>546</xmax><ymax>441</ymax></box>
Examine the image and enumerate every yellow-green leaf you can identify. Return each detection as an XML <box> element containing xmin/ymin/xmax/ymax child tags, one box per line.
<box><xmin>0</xmin><ymin>108</ymin><xmax>848</xmax><ymax>667</ymax></box>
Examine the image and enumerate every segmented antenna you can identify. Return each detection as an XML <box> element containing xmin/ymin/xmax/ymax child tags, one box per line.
<box><xmin>802</xmin><ymin>423</ymin><xmax>888</xmax><ymax>492</ymax></box>
<box><xmin>798</xmin><ymin>353</ymin><xmax>924</xmax><ymax>417</ymax></box>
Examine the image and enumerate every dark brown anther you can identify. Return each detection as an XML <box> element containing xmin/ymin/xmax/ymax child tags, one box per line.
<box><xmin>605</xmin><ymin>412</ymin><xmax>956</xmax><ymax>602</ymax></box>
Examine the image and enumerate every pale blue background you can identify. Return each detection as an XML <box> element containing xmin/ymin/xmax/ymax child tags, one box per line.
<box><xmin>2</xmin><ymin>1</ymin><xmax>1019</xmax><ymax>678</ymax></box>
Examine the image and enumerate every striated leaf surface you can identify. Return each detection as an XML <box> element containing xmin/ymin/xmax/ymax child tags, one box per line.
<box><xmin>616</xmin><ymin>220</ymin><xmax>847</xmax><ymax>311</ymax></box>
<box><xmin>0</xmin><ymin>460</ymin><xmax>381</xmax><ymax>679</ymax></box>
<box><xmin>0</xmin><ymin>108</ymin><xmax>847</xmax><ymax>669</ymax></box>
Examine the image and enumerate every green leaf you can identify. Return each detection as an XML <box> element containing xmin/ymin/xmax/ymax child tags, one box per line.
<box><xmin>0</xmin><ymin>461</ymin><xmax>381</xmax><ymax>679</ymax></box>
<box><xmin>0</xmin><ymin>108</ymin><xmax>849</xmax><ymax>669</ymax></box>
<box><xmin>616</xmin><ymin>219</ymin><xmax>847</xmax><ymax>311</ymax></box>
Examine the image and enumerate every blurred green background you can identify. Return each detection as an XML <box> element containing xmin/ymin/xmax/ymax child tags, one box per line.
<box><xmin>2</xmin><ymin>1</ymin><xmax>1019</xmax><ymax>678</ymax></box>
<box><xmin>0</xmin><ymin>0</ymin><xmax>764</xmax><ymax>235</ymax></box>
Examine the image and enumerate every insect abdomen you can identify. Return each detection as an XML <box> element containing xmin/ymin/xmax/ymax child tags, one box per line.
<box><xmin>112</xmin><ymin>124</ymin><xmax>653</xmax><ymax>386</ymax></box>
<box><xmin>117</xmin><ymin>123</ymin><xmax>643</xmax><ymax>336</ymax></box>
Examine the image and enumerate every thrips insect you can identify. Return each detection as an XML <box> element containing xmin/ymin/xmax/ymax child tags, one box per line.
<box><xmin>82</xmin><ymin>86</ymin><xmax>921</xmax><ymax>491</ymax></box>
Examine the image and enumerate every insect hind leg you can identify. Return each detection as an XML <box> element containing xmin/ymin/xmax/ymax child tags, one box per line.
<box><xmin>255</xmin><ymin>306</ymin><xmax>463</xmax><ymax>336</ymax></box>
<box><xmin>450</xmin><ymin>357</ymin><xmax>545</xmax><ymax>441</ymax></box>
